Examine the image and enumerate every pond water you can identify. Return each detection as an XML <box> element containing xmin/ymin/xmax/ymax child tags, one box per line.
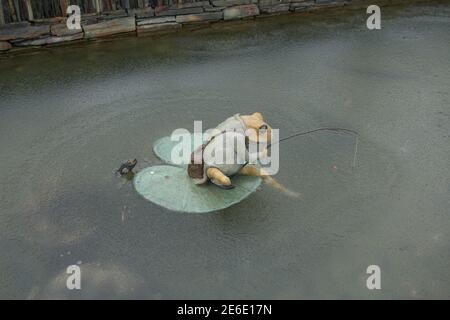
<box><xmin>0</xmin><ymin>1</ymin><xmax>449</xmax><ymax>299</ymax></box>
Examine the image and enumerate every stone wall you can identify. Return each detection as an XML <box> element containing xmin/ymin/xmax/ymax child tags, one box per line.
<box><xmin>0</xmin><ymin>0</ymin><xmax>423</xmax><ymax>53</ymax></box>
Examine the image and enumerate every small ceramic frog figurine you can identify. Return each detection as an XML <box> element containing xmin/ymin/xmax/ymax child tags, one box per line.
<box><xmin>117</xmin><ymin>159</ymin><xmax>138</xmax><ymax>175</ymax></box>
<box><xmin>187</xmin><ymin>112</ymin><xmax>272</xmax><ymax>189</ymax></box>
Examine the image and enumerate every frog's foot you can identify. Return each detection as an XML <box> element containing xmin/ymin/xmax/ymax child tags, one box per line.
<box><xmin>207</xmin><ymin>167</ymin><xmax>233</xmax><ymax>189</ymax></box>
<box><xmin>211</xmin><ymin>179</ymin><xmax>235</xmax><ymax>190</ymax></box>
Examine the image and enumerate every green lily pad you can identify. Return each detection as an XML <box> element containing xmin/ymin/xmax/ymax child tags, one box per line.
<box><xmin>134</xmin><ymin>166</ymin><xmax>261</xmax><ymax>213</ymax></box>
<box><xmin>153</xmin><ymin>135</ymin><xmax>204</xmax><ymax>166</ymax></box>
<box><xmin>133</xmin><ymin>135</ymin><xmax>262</xmax><ymax>213</ymax></box>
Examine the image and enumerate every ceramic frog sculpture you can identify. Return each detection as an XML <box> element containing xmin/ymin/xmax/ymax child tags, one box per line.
<box><xmin>187</xmin><ymin>112</ymin><xmax>272</xmax><ymax>189</ymax></box>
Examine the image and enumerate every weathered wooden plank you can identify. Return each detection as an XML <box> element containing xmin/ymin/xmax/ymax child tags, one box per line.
<box><xmin>59</xmin><ymin>0</ymin><xmax>68</xmax><ymax>16</ymax></box>
<box><xmin>13</xmin><ymin>0</ymin><xmax>21</xmax><ymax>21</ymax></box>
<box><xmin>7</xmin><ymin>0</ymin><xmax>17</xmax><ymax>22</ymax></box>
<box><xmin>0</xmin><ymin>0</ymin><xmax>5</xmax><ymax>25</ymax></box>
<box><xmin>94</xmin><ymin>0</ymin><xmax>102</xmax><ymax>13</ymax></box>
<box><xmin>100</xmin><ymin>0</ymin><xmax>110</xmax><ymax>11</ymax></box>
<box><xmin>42</xmin><ymin>0</ymin><xmax>48</xmax><ymax>17</ymax></box>
<box><xmin>127</xmin><ymin>7</ymin><xmax>154</xmax><ymax>18</ymax></box>
<box><xmin>97</xmin><ymin>9</ymin><xmax>128</xmax><ymax>20</ymax></box>
<box><xmin>25</xmin><ymin>0</ymin><xmax>33</xmax><ymax>21</ymax></box>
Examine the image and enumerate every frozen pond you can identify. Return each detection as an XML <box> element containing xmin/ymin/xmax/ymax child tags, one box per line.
<box><xmin>0</xmin><ymin>1</ymin><xmax>449</xmax><ymax>299</ymax></box>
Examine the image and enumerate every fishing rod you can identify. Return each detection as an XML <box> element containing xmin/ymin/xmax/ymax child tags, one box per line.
<box><xmin>268</xmin><ymin>127</ymin><xmax>359</xmax><ymax>147</ymax></box>
<box><xmin>279</xmin><ymin>127</ymin><xmax>358</xmax><ymax>143</ymax></box>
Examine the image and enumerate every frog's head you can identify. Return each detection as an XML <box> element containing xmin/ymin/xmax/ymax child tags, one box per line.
<box><xmin>240</xmin><ymin>112</ymin><xmax>272</xmax><ymax>144</ymax></box>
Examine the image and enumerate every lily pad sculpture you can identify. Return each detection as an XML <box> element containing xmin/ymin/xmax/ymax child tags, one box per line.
<box><xmin>133</xmin><ymin>136</ymin><xmax>262</xmax><ymax>213</ymax></box>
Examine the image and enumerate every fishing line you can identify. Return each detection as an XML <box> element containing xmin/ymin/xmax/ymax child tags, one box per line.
<box><xmin>275</xmin><ymin>127</ymin><xmax>359</xmax><ymax>144</ymax></box>
<box><xmin>267</xmin><ymin>127</ymin><xmax>360</xmax><ymax>168</ymax></box>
